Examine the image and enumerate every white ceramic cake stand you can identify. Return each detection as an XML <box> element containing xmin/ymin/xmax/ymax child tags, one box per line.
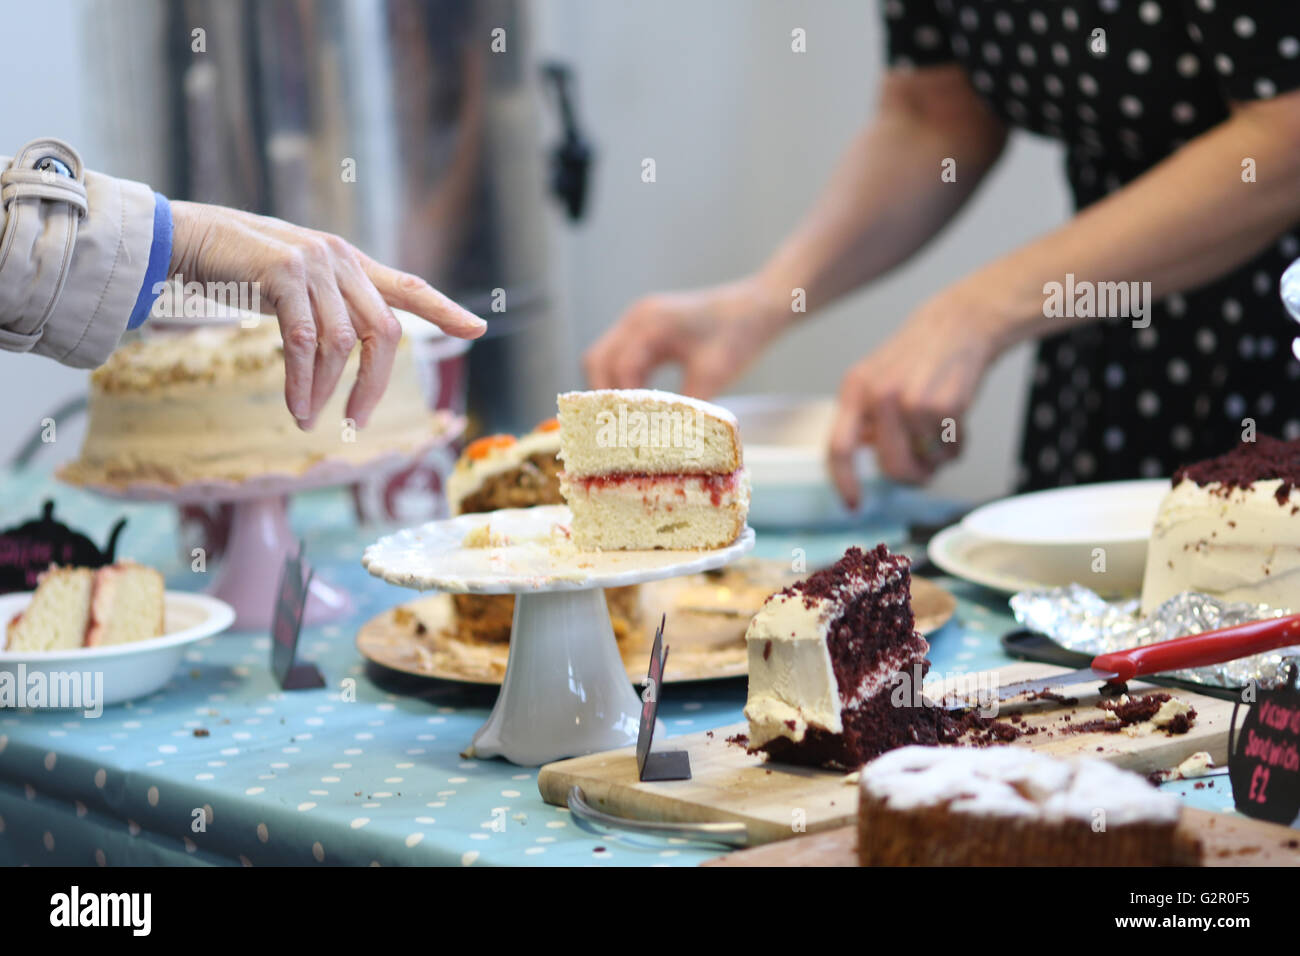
<box><xmin>362</xmin><ymin>505</ymin><xmax>756</xmax><ymax>765</ymax></box>
<box><xmin>60</xmin><ymin>415</ymin><xmax>462</xmax><ymax>631</ymax></box>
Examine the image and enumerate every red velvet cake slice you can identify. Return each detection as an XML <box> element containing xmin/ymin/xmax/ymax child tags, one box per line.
<box><xmin>743</xmin><ymin>545</ymin><xmax>939</xmax><ymax>770</ymax></box>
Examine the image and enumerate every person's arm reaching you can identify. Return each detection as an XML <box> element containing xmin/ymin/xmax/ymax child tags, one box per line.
<box><xmin>828</xmin><ymin>88</ymin><xmax>1300</xmax><ymax>501</ymax></box>
<box><xmin>583</xmin><ymin>65</ymin><xmax>1008</xmax><ymax>396</ymax></box>
<box><xmin>0</xmin><ymin>137</ymin><xmax>486</xmax><ymax>429</ymax></box>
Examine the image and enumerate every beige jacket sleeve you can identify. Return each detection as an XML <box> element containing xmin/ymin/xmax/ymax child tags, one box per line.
<box><xmin>0</xmin><ymin>137</ymin><xmax>158</xmax><ymax>368</ymax></box>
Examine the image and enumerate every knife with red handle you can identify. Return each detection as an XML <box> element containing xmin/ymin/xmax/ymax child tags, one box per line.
<box><xmin>977</xmin><ymin>613</ymin><xmax>1300</xmax><ymax>705</ymax></box>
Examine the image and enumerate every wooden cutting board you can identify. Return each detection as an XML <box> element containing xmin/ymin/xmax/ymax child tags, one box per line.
<box><xmin>701</xmin><ymin>810</ymin><xmax>1300</xmax><ymax>867</ymax></box>
<box><xmin>537</xmin><ymin>662</ymin><xmax>1238</xmax><ymax>846</ymax></box>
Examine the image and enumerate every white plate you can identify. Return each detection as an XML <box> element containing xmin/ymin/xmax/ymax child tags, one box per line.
<box><xmin>929</xmin><ymin>523</ymin><xmax>1146</xmax><ymax>597</ymax></box>
<box><xmin>362</xmin><ymin>504</ymin><xmax>756</xmax><ymax>593</ymax></box>
<box><xmin>716</xmin><ymin>394</ymin><xmax>881</xmax><ymax>528</ymax></box>
<box><xmin>0</xmin><ymin>591</ymin><xmax>235</xmax><ymax>710</ymax></box>
<box><xmin>961</xmin><ymin>479</ymin><xmax>1168</xmax><ymax>545</ymax></box>
<box><xmin>951</xmin><ymin>480</ymin><xmax>1167</xmax><ymax>595</ymax></box>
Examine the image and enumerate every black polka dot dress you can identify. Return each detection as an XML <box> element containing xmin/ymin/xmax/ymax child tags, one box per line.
<box><xmin>883</xmin><ymin>1</ymin><xmax>1300</xmax><ymax>491</ymax></box>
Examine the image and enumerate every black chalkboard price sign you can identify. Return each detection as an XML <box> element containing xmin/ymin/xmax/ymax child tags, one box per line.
<box><xmin>1229</xmin><ymin>662</ymin><xmax>1300</xmax><ymax>825</ymax></box>
<box><xmin>0</xmin><ymin>500</ymin><xmax>125</xmax><ymax>594</ymax></box>
<box><xmin>635</xmin><ymin>614</ymin><xmax>691</xmax><ymax>782</ymax></box>
<box><xmin>270</xmin><ymin>541</ymin><xmax>325</xmax><ymax>691</ymax></box>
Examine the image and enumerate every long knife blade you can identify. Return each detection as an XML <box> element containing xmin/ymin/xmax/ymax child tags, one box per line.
<box><xmin>943</xmin><ymin>667</ymin><xmax>1119</xmax><ymax>711</ymax></box>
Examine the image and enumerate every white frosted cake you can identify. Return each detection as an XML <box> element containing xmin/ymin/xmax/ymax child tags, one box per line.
<box><xmin>858</xmin><ymin>746</ymin><xmax>1200</xmax><ymax>866</ymax></box>
<box><xmin>1140</xmin><ymin>436</ymin><xmax>1300</xmax><ymax>614</ymax></box>
<box><xmin>61</xmin><ymin>320</ymin><xmax>448</xmax><ymax>487</ymax></box>
<box><xmin>556</xmin><ymin>389</ymin><xmax>749</xmax><ymax>551</ymax></box>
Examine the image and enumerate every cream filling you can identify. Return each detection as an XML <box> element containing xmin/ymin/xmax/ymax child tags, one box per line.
<box><xmin>1140</xmin><ymin>479</ymin><xmax>1300</xmax><ymax>614</ymax></box>
<box><xmin>559</xmin><ymin>470</ymin><xmax>750</xmax><ymax>512</ymax></box>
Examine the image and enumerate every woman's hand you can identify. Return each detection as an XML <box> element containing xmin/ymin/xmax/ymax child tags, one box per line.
<box><xmin>583</xmin><ymin>279</ymin><xmax>790</xmax><ymax>398</ymax></box>
<box><xmin>829</xmin><ymin>285</ymin><xmax>1009</xmax><ymax>506</ymax></box>
<box><xmin>168</xmin><ymin>201</ymin><xmax>486</xmax><ymax>429</ymax></box>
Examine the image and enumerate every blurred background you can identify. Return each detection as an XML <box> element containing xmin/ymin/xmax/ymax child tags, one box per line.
<box><xmin>0</xmin><ymin>0</ymin><xmax>1071</xmax><ymax>502</ymax></box>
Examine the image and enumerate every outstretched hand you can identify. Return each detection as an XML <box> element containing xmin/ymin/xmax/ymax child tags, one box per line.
<box><xmin>168</xmin><ymin>200</ymin><xmax>486</xmax><ymax>429</ymax></box>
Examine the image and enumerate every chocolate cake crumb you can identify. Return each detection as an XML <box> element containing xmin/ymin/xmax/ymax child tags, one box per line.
<box><xmin>726</xmin><ymin>733</ymin><xmax>749</xmax><ymax>748</ymax></box>
<box><xmin>193</xmin><ymin>728</ymin><xmax>209</xmax><ymax>738</ymax></box>
<box><xmin>1173</xmin><ymin>434</ymin><xmax>1300</xmax><ymax>505</ymax></box>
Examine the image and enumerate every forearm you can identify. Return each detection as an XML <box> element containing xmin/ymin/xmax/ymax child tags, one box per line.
<box><xmin>754</xmin><ymin>66</ymin><xmax>1007</xmax><ymax>323</ymax></box>
<box><xmin>964</xmin><ymin>93</ymin><xmax>1300</xmax><ymax>350</ymax></box>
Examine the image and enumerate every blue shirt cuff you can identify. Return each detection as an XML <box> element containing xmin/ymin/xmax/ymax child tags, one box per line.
<box><xmin>126</xmin><ymin>192</ymin><xmax>173</xmax><ymax>331</ymax></box>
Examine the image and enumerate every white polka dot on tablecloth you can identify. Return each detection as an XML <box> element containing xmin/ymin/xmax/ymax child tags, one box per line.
<box><xmin>461</xmin><ymin>850</ymin><xmax>479</xmax><ymax>866</ymax></box>
<box><xmin>127</xmin><ymin>820</ymin><xmax>140</xmax><ymax>836</ymax></box>
<box><xmin>257</xmin><ymin>823</ymin><xmax>269</xmax><ymax>843</ymax></box>
<box><xmin>312</xmin><ymin>842</ymin><xmax>325</xmax><ymax>862</ymax></box>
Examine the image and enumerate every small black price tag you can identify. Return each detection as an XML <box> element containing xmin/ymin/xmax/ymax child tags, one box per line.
<box><xmin>1229</xmin><ymin>663</ymin><xmax>1300</xmax><ymax>825</ymax></box>
<box><xmin>0</xmin><ymin>501</ymin><xmax>125</xmax><ymax>594</ymax></box>
<box><xmin>636</xmin><ymin>614</ymin><xmax>691</xmax><ymax>782</ymax></box>
<box><xmin>271</xmin><ymin>542</ymin><xmax>325</xmax><ymax>691</ymax></box>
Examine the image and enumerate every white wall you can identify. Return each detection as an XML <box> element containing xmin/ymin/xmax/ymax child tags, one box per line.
<box><xmin>0</xmin><ymin>0</ymin><xmax>1074</xmax><ymax>503</ymax></box>
<box><xmin>532</xmin><ymin>0</ymin><xmax>1073</xmax><ymax>501</ymax></box>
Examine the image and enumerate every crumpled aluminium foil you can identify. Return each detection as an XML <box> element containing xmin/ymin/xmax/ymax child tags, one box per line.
<box><xmin>1010</xmin><ymin>585</ymin><xmax>1297</xmax><ymax>689</ymax></box>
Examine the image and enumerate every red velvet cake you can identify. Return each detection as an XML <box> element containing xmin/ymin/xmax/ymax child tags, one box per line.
<box><xmin>743</xmin><ymin>545</ymin><xmax>941</xmax><ymax>770</ymax></box>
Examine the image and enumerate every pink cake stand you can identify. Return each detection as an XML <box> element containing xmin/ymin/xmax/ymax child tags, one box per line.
<box><xmin>60</xmin><ymin>414</ymin><xmax>464</xmax><ymax>631</ymax></box>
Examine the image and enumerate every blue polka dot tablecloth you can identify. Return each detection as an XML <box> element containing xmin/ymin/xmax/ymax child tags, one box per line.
<box><xmin>0</xmin><ymin>467</ymin><xmax>1250</xmax><ymax>866</ymax></box>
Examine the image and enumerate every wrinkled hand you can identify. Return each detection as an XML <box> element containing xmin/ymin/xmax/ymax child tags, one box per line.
<box><xmin>168</xmin><ymin>200</ymin><xmax>486</xmax><ymax>429</ymax></box>
<box><xmin>583</xmin><ymin>280</ymin><xmax>788</xmax><ymax>398</ymax></box>
<box><xmin>829</xmin><ymin>289</ymin><xmax>1005</xmax><ymax>506</ymax></box>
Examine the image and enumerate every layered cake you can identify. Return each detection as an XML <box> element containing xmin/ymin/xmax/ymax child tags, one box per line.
<box><xmin>1140</xmin><ymin>435</ymin><xmax>1300</xmax><ymax>614</ymax></box>
<box><xmin>557</xmin><ymin>389</ymin><xmax>749</xmax><ymax>551</ymax></box>
<box><xmin>445</xmin><ymin>422</ymin><xmax>639</xmax><ymax>644</ymax></box>
<box><xmin>858</xmin><ymin>746</ymin><xmax>1201</xmax><ymax>866</ymax></box>
<box><xmin>743</xmin><ymin>545</ymin><xmax>936</xmax><ymax>769</ymax></box>
<box><xmin>60</xmin><ymin>320</ymin><xmax>448</xmax><ymax>487</ymax></box>
<box><xmin>446</xmin><ymin>421</ymin><xmax>564</xmax><ymax>516</ymax></box>
<box><xmin>5</xmin><ymin>562</ymin><xmax>165</xmax><ymax>651</ymax></box>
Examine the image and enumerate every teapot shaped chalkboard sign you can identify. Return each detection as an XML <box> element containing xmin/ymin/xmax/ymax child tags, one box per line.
<box><xmin>0</xmin><ymin>500</ymin><xmax>126</xmax><ymax>594</ymax></box>
<box><xmin>1228</xmin><ymin>661</ymin><xmax>1300</xmax><ymax>826</ymax></box>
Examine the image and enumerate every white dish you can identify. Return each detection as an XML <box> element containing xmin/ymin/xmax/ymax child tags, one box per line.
<box><xmin>363</xmin><ymin>504</ymin><xmax>755</xmax><ymax>594</ymax></box>
<box><xmin>0</xmin><ymin>591</ymin><xmax>235</xmax><ymax>710</ymax></box>
<box><xmin>961</xmin><ymin>479</ymin><xmax>1168</xmax><ymax>545</ymax></box>
<box><xmin>929</xmin><ymin>523</ymin><xmax>1146</xmax><ymax>597</ymax></box>
<box><xmin>952</xmin><ymin>480</ymin><xmax>1167</xmax><ymax>595</ymax></box>
<box><xmin>363</xmin><ymin>504</ymin><xmax>755</xmax><ymax>765</ymax></box>
<box><xmin>716</xmin><ymin>394</ymin><xmax>881</xmax><ymax>528</ymax></box>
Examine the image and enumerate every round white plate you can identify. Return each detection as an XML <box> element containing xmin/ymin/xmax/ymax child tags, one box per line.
<box><xmin>363</xmin><ymin>504</ymin><xmax>756</xmax><ymax>593</ymax></box>
<box><xmin>951</xmin><ymin>480</ymin><xmax>1167</xmax><ymax>595</ymax></box>
<box><xmin>961</xmin><ymin>479</ymin><xmax>1168</xmax><ymax>545</ymax></box>
<box><xmin>929</xmin><ymin>523</ymin><xmax>1146</xmax><ymax>597</ymax></box>
<box><xmin>0</xmin><ymin>591</ymin><xmax>235</xmax><ymax>709</ymax></box>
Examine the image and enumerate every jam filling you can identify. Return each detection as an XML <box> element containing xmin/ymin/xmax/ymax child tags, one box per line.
<box><xmin>571</xmin><ymin>470</ymin><xmax>742</xmax><ymax>506</ymax></box>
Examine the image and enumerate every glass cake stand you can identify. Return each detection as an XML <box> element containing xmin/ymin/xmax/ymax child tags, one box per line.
<box><xmin>61</xmin><ymin>414</ymin><xmax>463</xmax><ymax>631</ymax></box>
<box><xmin>363</xmin><ymin>505</ymin><xmax>756</xmax><ymax>765</ymax></box>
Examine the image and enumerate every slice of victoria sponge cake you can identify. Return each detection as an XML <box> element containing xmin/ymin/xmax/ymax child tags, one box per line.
<box><xmin>557</xmin><ymin>389</ymin><xmax>749</xmax><ymax>551</ymax></box>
